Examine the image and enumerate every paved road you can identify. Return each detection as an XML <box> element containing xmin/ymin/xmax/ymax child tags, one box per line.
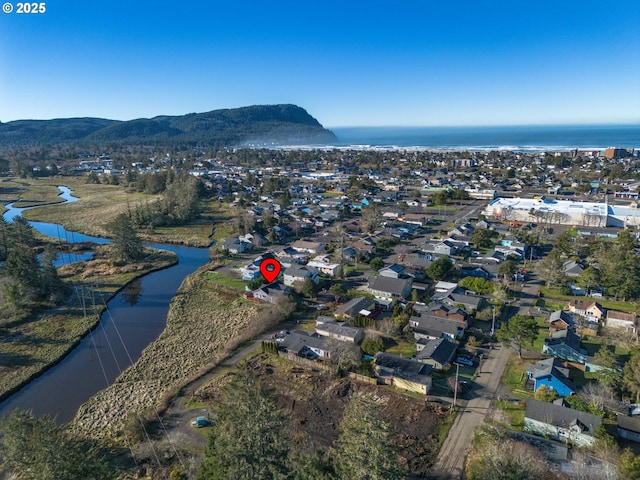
<box><xmin>430</xmin><ymin>269</ymin><xmax>541</xmax><ymax>478</ymax></box>
<box><xmin>429</xmin><ymin>343</ymin><xmax>512</xmax><ymax>479</ymax></box>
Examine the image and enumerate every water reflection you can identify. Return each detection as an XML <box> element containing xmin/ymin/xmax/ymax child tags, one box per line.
<box><xmin>121</xmin><ymin>278</ymin><xmax>143</xmax><ymax>306</ymax></box>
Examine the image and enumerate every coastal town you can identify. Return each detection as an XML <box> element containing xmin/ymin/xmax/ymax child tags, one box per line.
<box><xmin>2</xmin><ymin>144</ymin><xmax>640</xmax><ymax>479</ymax></box>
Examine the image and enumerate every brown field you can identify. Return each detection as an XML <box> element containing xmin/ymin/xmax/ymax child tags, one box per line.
<box><xmin>1</xmin><ymin>176</ymin><xmax>221</xmax><ymax>247</ymax></box>
<box><xmin>71</xmin><ymin>266</ymin><xmax>289</xmax><ymax>439</ymax></box>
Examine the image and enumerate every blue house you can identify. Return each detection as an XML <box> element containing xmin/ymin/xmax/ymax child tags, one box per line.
<box><xmin>526</xmin><ymin>357</ymin><xmax>576</xmax><ymax>397</ymax></box>
<box><xmin>543</xmin><ymin>329</ymin><xmax>587</xmax><ymax>365</ymax></box>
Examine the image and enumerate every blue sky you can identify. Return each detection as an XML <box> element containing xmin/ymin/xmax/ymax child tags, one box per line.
<box><xmin>1</xmin><ymin>0</ymin><xmax>638</xmax><ymax>126</ymax></box>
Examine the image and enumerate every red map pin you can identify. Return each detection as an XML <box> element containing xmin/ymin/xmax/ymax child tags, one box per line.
<box><xmin>260</xmin><ymin>258</ymin><xmax>282</xmax><ymax>283</ymax></box>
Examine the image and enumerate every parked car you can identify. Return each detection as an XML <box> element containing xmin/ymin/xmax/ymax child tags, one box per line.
<box><xmin>191</xmin><ymin>416</ymin><xmax>209</xmax><ymax>428</ymax></box>
<box><xmin>455</xmin><ymin>356</ymin><xmax>474</xmax><ymax>367</ymax></box>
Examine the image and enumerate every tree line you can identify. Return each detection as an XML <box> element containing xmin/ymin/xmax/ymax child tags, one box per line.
<box><xmin>126</xmin><ymin>171</ymin><xmax>204</xmax><ymax>228</ymax></box>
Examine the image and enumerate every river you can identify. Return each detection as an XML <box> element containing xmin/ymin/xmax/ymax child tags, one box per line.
<box><xmin>0</xmin><ymin>187</ymin><xmax>210</xmax><ymax>423</ymax></box>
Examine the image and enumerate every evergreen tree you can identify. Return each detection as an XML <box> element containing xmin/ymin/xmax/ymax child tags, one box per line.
<box><xmin>334</xmin><ymin>394</ymin><xmax>407</xmax><ymax>480</ymax></box>
<box><xmin>427</xmin><ymin>257</ymin><xmax>453</xmax><ymax>281</ymax></box>
<box><xmin>106</xmin><ymin>213</ymin><xmax>144</xmax><ymax>263</ymax></box>
<box><xmin>198</xmin><ymin>371</ymin><xmax>289</xmax><ymax>480</ymax></box>
<box><xmin>0</xmin><ymin>409</ymin><xmax>112</xmax><ymax>480</ymax></box>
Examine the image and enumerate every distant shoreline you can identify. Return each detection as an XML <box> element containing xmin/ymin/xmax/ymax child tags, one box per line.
<box><xmin>317</xmin><ymin>124</ymin><xmax>640</xmax><ymax>152</ymax></box>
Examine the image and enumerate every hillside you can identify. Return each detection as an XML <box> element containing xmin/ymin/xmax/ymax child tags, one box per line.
<box><xmin>0</xmin><ymin>104</ymin><xmax>336</xmax><ymax>147</ymax></box>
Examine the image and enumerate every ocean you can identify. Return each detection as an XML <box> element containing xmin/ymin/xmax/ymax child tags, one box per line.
<box><xmin>328</xmin><ymin>124</ymin><xmax>640</xmax><ymax>152</ymax></box>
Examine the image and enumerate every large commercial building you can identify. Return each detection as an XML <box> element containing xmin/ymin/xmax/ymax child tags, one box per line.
<box><xmin>483</xmin><ymin>197</ymin><xmax>640</xmax><ymax>227</ymax></box>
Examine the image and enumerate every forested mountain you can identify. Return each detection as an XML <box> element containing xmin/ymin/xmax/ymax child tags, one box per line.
<box><xmin>0</xmin><ymin>104</ymin><xmax>336</xmax><ymax>147</ymax></box>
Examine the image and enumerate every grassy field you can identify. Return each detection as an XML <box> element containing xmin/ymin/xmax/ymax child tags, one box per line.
<box><xmin>0</xmin><ymin>247</ymin><xmax>177</xmax><ymax>402</ymax></box>
<box><xmin>204</xmin><ymin>271</ymin><xmax>246</xmax><ymax>290</ymax></box>
<box><xmin>1</xmin><ymin>177</ymin><xmax>229</xmax><ymax>247</ymax></box>
<box><xmin>0</xmin><ymin>178</ymin><xmax>67</xmax><ymax>207</ymax></box>
<box><xmin>540</xmin><ymin>285</ymin><xmax>640</xmax><ymax>315</ymax></box>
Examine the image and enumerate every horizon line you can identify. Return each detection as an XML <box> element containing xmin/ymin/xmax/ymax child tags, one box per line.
<box><xmin>328</xmin><ymin>122</ymin><xmax>640</xmax><ymax>129</ymax></box>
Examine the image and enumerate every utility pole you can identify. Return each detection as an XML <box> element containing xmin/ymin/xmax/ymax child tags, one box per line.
<box><xmin>491</xmin><ymin>305</ymin><xmax>496</xmax><ymax>336</ymax></box>
<box><xmin>452</xmin><ymin>362</ymin><xmax>460</xmax><ymax>409</ymax></box>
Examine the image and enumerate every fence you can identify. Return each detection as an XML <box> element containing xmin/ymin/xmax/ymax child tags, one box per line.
<box><xmin>277</xmin><ymin>352</ymin><xmax>379</xmax><ymax>385</ymax></box>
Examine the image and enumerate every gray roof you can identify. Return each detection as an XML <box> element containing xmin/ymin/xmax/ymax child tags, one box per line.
<box><xmin>527</xmin><ymin>357</ymin><xmax>569</xmax><ymax>379</ymax></box>
<box><xmin>411</xmin><ymin>315</ymin><xmax>461</xmax><ymax>337</ymax></box>
<box><xmin>280</xmin><ymin>332</ymin><xmax>328</xmax><ymax>355</ymax></box>
<box><xmin>369</xmin><ymin>276</ymin><xmax>412</xmax><ymax>296</ymax></box>
<box><xmin>315</xmin><ymin>323</ymin><xmax>363</xmax><ymax>341</ymax></box>
<box><xmin>415</xmin><ymin>338</ymin><xmax>457</xmax><ymax>366</ymax></box>
<box><xmin>617</xmin><ymin>414</ymin><xmax>640</xmax><ymax>434</ymax></box>
<box><xmin>525</xmin><ymin>398</ymin><xmax>601</xmax><ymax>435</ymax></box>
<box><xmin>526</xmin><ymin>357</ymin><xmax>576</xmax><ymax>393</ymax></box>
<box><xmin>445</xmin><ymin>293</ymin><xmax>484</xmax><ymax>310</ymax></box>
<box><xmin>374</xmin><ymin>352</ymin><xmax>433</xmax><ymax>383</ymax></box>
<box><xmin>544</xmin><ymin>328</ymin><xmax>582</xmax><ymax>351</ymax></box>
<box><xmin>335</xmin><ymin>296</ymin><xmax>374</xmax><ymax>316</ymax></box>
<box><xmin>548</xmin><ymin>310</ymin><xmax>575</xmax><ymax>326</ymax></box>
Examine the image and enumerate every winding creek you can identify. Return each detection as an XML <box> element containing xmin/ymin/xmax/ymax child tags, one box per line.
<box><xmin>0</xmin><ymin>187</ymin><xmax>210</xmax><ymax>423</ymax></box>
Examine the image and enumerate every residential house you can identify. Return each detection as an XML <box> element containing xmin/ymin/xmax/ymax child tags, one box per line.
<box><xmin>239</xmin><ymin>232</ymin><xmax>266</xmax><ymax>248</ymax></box>
<box><xmin>606</xmin><ymin>310</ymin><xmax>637</xmax><ymax>334</ymax></box>
<box><xmin>460</xmin><ymin>264</ymin><xmax>494</xmax><ymax>279</ymax></box>
<box><xmin>399</xmin><ymin>213</ymin><xmax>430</xmax><ymax>226</ymax></box>
<box><xmin>563</xmin><ymin>260</ymin><xmax>584</xmax><ymax>278</ymax></box>
<box><xmin>273</xmin><ymin>246</ymin><xmax>308</xmax><ymax>264</ymax></box>
<box><xmin>547</xmin><ymin>310</ymin><xmax>576</xmax><ymax>332</ymax></box>
<box><xmin>221</xmin><ymin>237</ymin><xmax>251</xmax><ymax>254</ymax></box>
<box><xmin>315</xmin><ymin>322</ymin><xmax>364</xmax><ymax>344</ymax></box>
<box><xmin>251</xmin><ymin>282</ymin><xmax>291</xmax><ymax>304</ymax></box>
<box><xmin>526</xmin><ymin>357</ymin><xmax>576</xmax><ymax>397</ymax></box>
<box><xmin>415</xmin><ymin>337</ymin><xmax>457</xmax><ymax>370</ymax></box>
<box><xmin>334</xmin><ymin>296</ymin><xmax>375</xmax><ymax>320</ymax></box>
<box><xmin>283</xmin><ymin>265</ymin><xmax>319</xmax><ymax>287</ymax></box>
<box><xmin>524</xmin><ymin>398</ymin><xmax>602</xmax><ymax>447</ymax></box>
<box><xmin>442</xmin><ymin>293</ymin><xmax>485</xmax><ymax>314</ymax></box>
<box><xmin>307</xmin><ymin>255</ymin><xmax>340</xmax><ymax>277</ymax></box>
<box><xmin>431</xmin><ymin>281</ymin><xmax>460</xmax><ymax>301</ymax></box>
<box><xmin>568</xmin><ymin>300</ymin><xmax>604</xmax><ymax>322</ymax></box>
<box><xmin>451</xmin><ymin>223</ymin><xmax>474</xmax><ymax>237</ymax></box>
<box><xmin>423</xmin><ymin>240</ymin><xmax>457</xmax><ymax>256</ymax></box>
<box><xmin>352</xmin><ymin>241</ymin><xmax>376</xmax><ymax>259</ymax></box>
<box><xmin>240</xmin><ymin>252</ymin><xmax>279</xmax><ymax>281</ymax></box>
<box><xmin>315</xmin><ymin>315</ymin><xmax>338</xmax><ymax>326</ymax></box>
<box><xmin>617</xmin><ymin>415</ymin><xmax>640</xmax><ymax>443</ymax></box>
<box><xmin>368</xmin><ymin>276</ymin><xmax>413</xmax><ymax>306</ymax></box>
<box><xmin>340</xmin><ymin>246</ymin><xmax>358</xmax><ymax>262</ymax></box>
<box><xmin>427</xmin><ymin>302</ymin><xmax>469</xmax><ymax>329</ymax></box>
<box><xmin>291</xmin><ymin>240</ymin><xmax>326</xmax><ymax>255</ymax></box>
<box><xmin>410</xmin><ymin>315</ymin><xmax>464</xmax><ymax>341</ymax></box>
<box><xmin>543</xmin><ymin>329</ymin><xmax>587</xmax><ymax>364</ymax></box>
<box><xmin>373</xmin><ymin>352</ymin><xmax>433</xmax><ymax>395</ymax></box>
<box><xmin>378</xmin><ymin>264</ymin><xmax>406</xmax><ymax>279</ymax></box>
<box><xmin>280</xmin><ymin>332</ymin><xmax>333</xmax><ymax>360</ymax></box>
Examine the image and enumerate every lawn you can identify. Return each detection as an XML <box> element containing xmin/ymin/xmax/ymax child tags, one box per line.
<box><xmin>204</xmin><ymin>271</ymin><xmax>246</xmax><ymax>291</ymax></box>
<box><xmin>540</xmin><ymin>286</ymin><xmax>640</xmax><ymax>315</ymax></box>
<box><xmin>385</xmin><ymin>339</ymin><xmax>416</xmax><ymax>358</ymax></box>
<box><xmin>529</xmin><ymin>317</ymin><xmax>551</xmax><ymax>352</ymax></box>
<box><xmin>501</xmin><ymin>355</ymin><xmax>534</xmax><ymax>398</ymax></box>
<box><xmin>496</xmin><ymin>399</ymin><xmax>526</xmax><ymax>430</ymax></box>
